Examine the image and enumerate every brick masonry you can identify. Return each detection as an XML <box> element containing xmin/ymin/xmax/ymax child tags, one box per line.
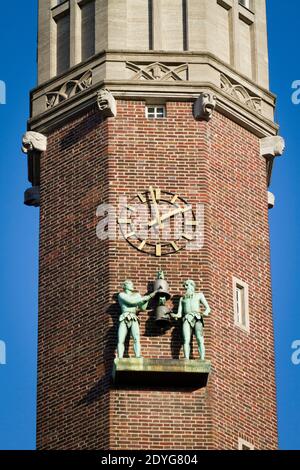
<box><xmin>37</xmin><ymin>100</ymin><xmax>278</xmax><ymax>449</ymax></box>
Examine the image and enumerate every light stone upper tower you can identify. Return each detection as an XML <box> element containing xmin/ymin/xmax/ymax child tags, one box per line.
<box><xmin>27</xmin><ymin>0</ymin><xmax>283</xmax><ymax>450</ymax></box>
<box><xmin>32</xmin><ymin>0</ymin><xmax>276</xmax><ymax>137</ymax></box>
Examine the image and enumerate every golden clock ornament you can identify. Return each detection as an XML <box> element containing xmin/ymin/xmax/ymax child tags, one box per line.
<box><xmin>118</xmin><ymin>187</ymin><xmax>198</xmax><ymax>257</ymax></box>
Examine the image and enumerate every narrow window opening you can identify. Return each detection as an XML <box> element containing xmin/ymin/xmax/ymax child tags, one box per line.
<box><xmin>56</xmin><ymin>13</ymin><xmax>70</xmax><ymax>75</ymax></box>
<box><xmin>81</xmin><ymin>1</ymin><xmax>96</xmax><ymax>62</ymax></box>
<box><xmin>236</xmin><ymin>284</ymin><xmax>246</xmax><ymax>326</ymax></box>
<box><xmin>148</xmin><ymin>0</ymin><xmax>154</xmax><ymax>50</ymax></box>
<box><xmin>233</xmin><ymin>277</ymin><xmax>249</xmax><ymax>332</ymax></box>
<box><xmin>183</xmin><ymin>0</ymin><xmax>189</xmax><ymax>51</ymax></box>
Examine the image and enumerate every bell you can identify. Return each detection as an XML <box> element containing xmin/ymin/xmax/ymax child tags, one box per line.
<box><xmin>154</xmin><ymin>271</ymin><xmax>171</xmax><ymax>327</ymax></box>
<box><xmin>155</xmin><ymin>303</ymin><xmax>171</xmax><ymax>328</ymax></box>
<box><xmin>153</xmin><ymin>278</ymin><xmax>171</xmax><ymax>300</ymax></box>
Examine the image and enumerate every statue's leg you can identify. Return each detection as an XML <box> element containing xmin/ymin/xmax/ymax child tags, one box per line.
<box><xmin>131</xmin><ymin>321</ymin><xmax>141</xmax><ymax>358</ymax></box>
<box><xmin>117</xmin><ymin>321</ymin><xmax>128</xmax><ymax>358</ymax></box>
<box><xmin>195</xmin><ymin>321</ymin><xmax>205</xmax><ymax>360</ymax></box>
<box><xmin>183</xmin><ymin>321</ymin><xmax>192</xmax><ymax>359</ymax></box>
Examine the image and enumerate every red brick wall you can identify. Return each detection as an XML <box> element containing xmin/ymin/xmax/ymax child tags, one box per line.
<box><xmin>37</xmin><ymin>108</ymin><xmax>112</xmax><ymax>449</ymax></box>
<box><xmin>37</xmin><ymin>99</ymin><xmax>277</xmax><ymax>449</ymax></box>
<box><xmin>207</xmin><ymin>113</ymin><xmax>277</xmax><ymax>449</ymax></box>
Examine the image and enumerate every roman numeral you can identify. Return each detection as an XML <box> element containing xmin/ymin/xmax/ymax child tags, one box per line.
<box><xmin>138</xmin><ymin>240</ymin><xmax>147</xmax><ymax>251</ymax></box>
<box><xmin>126</xmin><ymin>231</ymin><xmax>136</xmax><ymax>239</ymax></box>
<box><xmin>171</xmin><ymin>241</ymin><xmax>180</xmax><ymax>252</ymax></box>
<box><xmin>155</xmin><ymin>244</ymin><xmax>162</xmax><ymax>257</ymax></box>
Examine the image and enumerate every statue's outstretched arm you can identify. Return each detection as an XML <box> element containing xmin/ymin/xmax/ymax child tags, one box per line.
<box><xmin>171</xmin><ymin>297</ymin><xmax>183</xmax><ymax>319</ymax></box>
<box><xmin>138</xmin><ymin>291</ymin><xmax>158</xmax><ymax>310</ymax></box>
<box><xmin>118</xmin><ymin>294</ymin><xmax>141</xmax><ymax>307</ymax></box>
<box><xmin>119</xmin><ymin>291</ymin><xmax>157</xmax><ymax>309</ymax></box>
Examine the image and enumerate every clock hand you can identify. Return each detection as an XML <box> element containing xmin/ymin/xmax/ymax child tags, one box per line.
<box><xmin>149</xmin><ymin>186</ymin><xmax>163</xmax><ymax>229</ymax></box>
<box><xmin>149</xmin><ymin>206</ymin><xmax>192</xmax><ymax>228</ymax></box>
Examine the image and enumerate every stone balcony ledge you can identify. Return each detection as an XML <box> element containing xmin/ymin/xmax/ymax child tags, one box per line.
<box><xmin>112</xmin><ymin>358</ymin><xmax>211</xmax><ymax>389</ymax></box>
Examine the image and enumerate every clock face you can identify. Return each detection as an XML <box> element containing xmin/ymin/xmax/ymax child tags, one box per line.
<box><xmin>118</xmin><ymin>187</ymin><xmax>198</xmax><ymax>257</ymax></box>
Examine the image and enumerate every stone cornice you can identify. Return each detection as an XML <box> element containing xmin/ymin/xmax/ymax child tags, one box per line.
<box><xmin>29</xmin><ymin>82</ymin><xmax>278</xmax><ymax>138</ymax></box>
<box><xmin>29</xmin><ymin>50</ymin><xmax>278</xmax><ymax>138</ymax></box>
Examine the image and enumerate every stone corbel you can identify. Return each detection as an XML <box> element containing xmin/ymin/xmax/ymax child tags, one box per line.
<box><xmin>22</xmin><ymin>131</ymin><xmax>47</xmax><ymax>207</ymax></box>
<box><xmin>97</xmin><ymin>88</ymin><xmax>117</xmax><ymax>118</ymax></box>
<box><xmin>268</xmin><ymin>191</ymin><xmax>275</xmax><ymax>210</ymax></box>
<box><xmin>260</xmin><ymin>136</ymin><xmax>285</xmax><ymax>187</ymax></box>
<box><xmin>193</xmin><ymin>92</ymin><xmax>217</xmax><ymax>121</ymax></box>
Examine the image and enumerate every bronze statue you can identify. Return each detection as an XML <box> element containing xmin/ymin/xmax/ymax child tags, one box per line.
<box><xmin>173</xmin><ymin>280</ymin><xmax>211</xmax><ymax>360</ymax></box>
<box><xmin>117</xmin><ymin>280</ymin><xmax>157</xmax><ymax>358</ymax></box>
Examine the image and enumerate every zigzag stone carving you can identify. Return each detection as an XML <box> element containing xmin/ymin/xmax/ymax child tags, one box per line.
<box><xmin>220</xmin><ymin>74</ymin><xmax>262</xmax><ymax>113</ymax></box>
<box><xmin>126</xmin><ymin>62</ymin><xmax>188</xmax><ymax>81</ymax></box>
<box><xmin>46</xmin><ymin>70</ymin><xmax>93</xmax><ymax>109</ymax></box>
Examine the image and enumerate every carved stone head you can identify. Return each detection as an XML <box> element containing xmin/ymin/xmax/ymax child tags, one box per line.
<box><xmin>194</xmin><ymin>92</ymin><xmax>217</xmax><ymax>121</ymax></box>
<box><xmin>273</xmin><ymin>136</ymin><xmax>286</xmax><ymax>156</ymax></box>
<box><xmin>268</xmin><ymin>191</ymin><xmax>275</xmax><ymax>210</ymax></box>
<box><xmin>97</xmin><ymin>88</ymin><xmax>117</xmax><ymax>118</ymax></box>
<box><xmin>22</xmin><ymin>131</ymin><xmax>47</xmax><ymax>154</ymax></box>
<box><xmin>260</xmin><ymin>136</ymin><xmax>285</xmax><ymax>159</ymax></box>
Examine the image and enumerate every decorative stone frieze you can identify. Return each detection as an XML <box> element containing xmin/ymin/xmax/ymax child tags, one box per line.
<box><xmin>221</xmin><ymin>74</ymin><xmax>262</xmax><ymax>114</ymax></box>
<box><xmin>126</xmin><ymin>62</ymin><xmax>188</xmax><ymax>82</ymax></box>
<box><xmin>46</xmin><ymin>70</ymin><xmax>93</xmax><ymax>109</ymax></box>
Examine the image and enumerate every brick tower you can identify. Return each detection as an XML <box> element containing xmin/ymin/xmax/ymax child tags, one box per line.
<box><xmin>23</xmin><ymin>0</ymin><xmax>284</xmax><ymax>450</ymax></box>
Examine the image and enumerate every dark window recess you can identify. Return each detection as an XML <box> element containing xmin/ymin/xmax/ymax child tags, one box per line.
<box><xmin>148</xmin><ymin>0</ymin><xmax>153</xmax><ymax>50</ymax></box>
<box><xmin>81</xmin><ymin>1</ymin><xmax>96</xmax><ymax>61</ymax></box>
<box><xmin>56</xmin><ymin>13</ymin><xmax>70</xmax><ymax>75</ymax></box>
<box><xmin>183</xmin><ymin>0</ymin><xmax>188</xmax><ymax>51</ymax></box>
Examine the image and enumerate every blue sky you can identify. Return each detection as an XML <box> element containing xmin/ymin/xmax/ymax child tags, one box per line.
<box><xmin>267</xmin><ymin>0</ymin><xmax>300</xmax><ymax>450</ymax></box>
<box><xmin>0</xmin><ymin>0</ymin><xmax>299</xmax><ymax>450</ymax></box>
